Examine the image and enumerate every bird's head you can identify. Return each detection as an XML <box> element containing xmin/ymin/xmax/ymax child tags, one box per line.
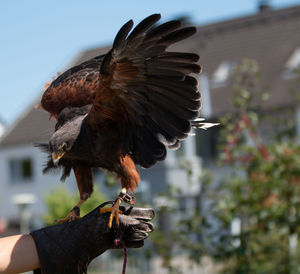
<box><xmin>50</xmin><ymin>113</ymin><xmax>87</xmax><ymax>165</ymax></box>
<box><xmin>50</xmin><ymin>130</ymin><xmax>75</xmax><ymax>165</ymax></box>
<box><xmin>50</xmin><ymin>139</ymin><xmax>69</xmax><ymax>165</ymax></box>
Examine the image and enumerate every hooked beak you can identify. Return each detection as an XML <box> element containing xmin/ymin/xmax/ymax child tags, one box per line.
<box><xmin>52</xmin><ymin>152</ymin><xmax>65</xmax><ymax>165</ymax></box>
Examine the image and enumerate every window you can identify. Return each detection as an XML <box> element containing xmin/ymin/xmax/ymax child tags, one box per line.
<box><xmin>195</xmin><ymin>125</ymin><xmax>220</xmax><ymax>164</ymax></box>
<box><xmin>175</xmin><ymin>141</ymin><xmax>184</xmax><ymax>158</ymax></box>
<box><xmin>9</xmin><ymin>158</ymin><xmax>33</xmax><ymax>184</ymax></box>
<box><xmin>212</xmin><ymin>60</ymin><xmax>234</xmax><ymax>88</ymax></box>
<box><xmin>135</xmin><ymin>180</ymin><xmax>151</xmax><ymax>203</ymax></box>
<box><xmin>0</xmin><ymin>122</ymin><xmax>5</xmax><ymax>138</ymax></box>
<box><xmin>178</xmin><ymin>196</ymin><xmax>187</xmax><ymax>212</ymax></box>
<box><xmin>282</xmin><ymin>47</ymin><xmax>300</xmax><ymax>79</ymax></box>
<box><xmin>199</xmin><ymin>74</ymin><xmax>212</xmax><ymax>118</ymax></box>
<box><xmin>177</xmin><ymin>195</ymin><xmax>198</xmax><ymax>213</ymax></box>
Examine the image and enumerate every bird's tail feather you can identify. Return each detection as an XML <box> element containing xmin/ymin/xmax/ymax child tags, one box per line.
<box><xmin>191</xmin><ymin>118</ymin><xmax>220</xmax><ymax>130</ymax></box>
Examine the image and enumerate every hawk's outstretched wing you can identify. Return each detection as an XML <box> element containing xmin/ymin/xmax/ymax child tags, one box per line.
<box><xmin>86</xmin><ymin>14</ymin><xmax>202</xmax><ymax>168</ymax></box>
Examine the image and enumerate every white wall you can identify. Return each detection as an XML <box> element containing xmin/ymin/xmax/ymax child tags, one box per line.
<box><xmin>165</xmin><ymin>138</ymin><xmax>202</xmax><ymax>195</ymax></box>
<box><xmin>0</xmin><ymin>144</ymin><xmax>77</xmax><ymax>222</ymax></box>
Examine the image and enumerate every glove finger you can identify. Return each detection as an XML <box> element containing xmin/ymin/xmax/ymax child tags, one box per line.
<box><xmin>140</xmin><ymin>221</ymin><xmax>154</xmax><ymax>233</ymax></box>
<box><xmin>121</xmin><ymin>207</ymin><xmax>155</xmax><ymax>221</ymax></box>
<box><xmin>118</xmin><ymin>214</ymin><xmax>140</xmax><ymax>228</ymax></box>
<box><xmin>119</xmin><ymin>214</ymin><xmax>154</xmax><ymax>232</ymax></box>
<box><xmin>129</xmin><ymin>221</ymin><xmax>154</xmax><ymax>233</ymax></box>
<box><xmin>126</xmin><ymin>231</ymin><xmax>149</xmax><ymax>242</ymax></box>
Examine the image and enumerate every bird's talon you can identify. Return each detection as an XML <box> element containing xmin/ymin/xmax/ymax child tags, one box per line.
<box><xmin>100</xmin><ymin>201</ymin><xmax>123</xmax><ymax>229</ymax></box>
<box><xmin>54</xmin><ymin>209</ymin><xmax>80</xmax><ymax>223</ymax></box>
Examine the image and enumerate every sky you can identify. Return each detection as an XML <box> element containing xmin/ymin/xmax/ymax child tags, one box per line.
<box><xmin>1</xmin><ymin>0</ymin><xmax>300</xmax><ymax>125</ymax></box>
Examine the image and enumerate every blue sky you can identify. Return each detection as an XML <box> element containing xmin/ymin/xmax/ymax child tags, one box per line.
<box><xmin>1</xmin><ymin>0</ymin><xmax>300</xmax><ymax>125</ymax></box>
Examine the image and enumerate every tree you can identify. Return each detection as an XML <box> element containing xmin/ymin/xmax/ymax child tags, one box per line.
<box><xmin>43</xmin><ymin>184</ymin><xmax>107</xmax><ymax>225</ymax></box>
<box><xmin>214</xmin><ymin>59</ymin><xmax>300</xmax><ymax>273</ymax></box>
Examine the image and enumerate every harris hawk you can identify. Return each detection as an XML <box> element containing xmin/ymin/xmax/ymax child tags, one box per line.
<box><xmin>38</xmin><ymin>14</ymin><xmax>211</xmax><ymax>227</ymax></box>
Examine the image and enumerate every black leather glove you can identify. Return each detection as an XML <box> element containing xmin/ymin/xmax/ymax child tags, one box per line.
<box><xmin>30</xmin><ymin>203</ymin><xmax>155</xmax><ymax>274</ymax></box>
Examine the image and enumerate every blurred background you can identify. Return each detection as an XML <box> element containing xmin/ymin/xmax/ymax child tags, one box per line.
<box><xmin>1</xmin><ymin>0</ymin><xmax>300</xmax><ymax>273</ymax></box>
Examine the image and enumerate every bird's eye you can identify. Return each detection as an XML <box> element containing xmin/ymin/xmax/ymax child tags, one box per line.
<box><xmin>58</xmin><ymin>142</ymin><xmax>67</xmax><ymax>151</ymax></box>
<box><xmin>63</xmin><ymin>142</ymin><xmax>70</xmax><ymax>150</ymax></box>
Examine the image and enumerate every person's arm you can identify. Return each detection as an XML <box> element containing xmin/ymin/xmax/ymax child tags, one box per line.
<box><xmin>0</xmin><ymin>234</ymin><xmax>39</xmax><ymax>274</ymax></box>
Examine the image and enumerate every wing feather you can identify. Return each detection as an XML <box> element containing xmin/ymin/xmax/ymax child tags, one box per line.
<box><xmin>86</xmin><ymin>14</ymin><xmax>202</xmax><ymax>167</ymax></box>
<box><xmin>41</xmin><ymin>55</ymin><xmax>105</xmax><ymax>116</ymax></box>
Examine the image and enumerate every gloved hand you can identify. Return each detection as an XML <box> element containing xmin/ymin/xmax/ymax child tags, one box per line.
<box><xmin>30</xmin><ymin>203</ymin><xmax>155</xmax><ymax>274</ymax></box>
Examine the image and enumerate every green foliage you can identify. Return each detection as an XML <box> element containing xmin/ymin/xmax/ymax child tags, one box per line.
<box><xmin>217</xmin><ymin>141</ymin><xmax>300</xmax><ymax>273</ymax></box>
<box><xmin>151</xmin><ymin>228</ymin><xmax>174</xmax><ymax>270</ymax></box>
<box><xmin>43</xmin><ymin>185</ymin><xmax>106</xmax><ymax>225</ymax></box>
<box><xmin>215</xmin><ymin>59</ymin><xmax>300</xmax><ymax>273</ymax></box>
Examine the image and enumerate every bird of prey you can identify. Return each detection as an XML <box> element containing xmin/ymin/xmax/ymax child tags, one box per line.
<box><xmin>39</xmin><ymin>14</ymin><xmax>208</xmax><ymax>227</ymax></box>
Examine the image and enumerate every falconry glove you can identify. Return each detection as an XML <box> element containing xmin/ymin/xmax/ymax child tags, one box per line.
<box><xmin>30</xmin><ymin>204</ymin><xmax>154</xmax><ymax>274</ymax></box>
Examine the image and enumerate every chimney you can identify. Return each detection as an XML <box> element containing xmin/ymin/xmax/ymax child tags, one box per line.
<box><xmin>258</xmin><ymin>0</ymin><xmax>272</xmax><ymax>13</ymax></box>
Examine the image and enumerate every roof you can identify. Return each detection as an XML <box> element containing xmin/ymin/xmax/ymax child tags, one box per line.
<box><xmin>192</xmin><ymin>5</ymin><xmax>300</xmax><ymax>116</ymax></box>
<box><xmin>1</xmin><ymin>4</ymin><xmax>300</xmax><ymax>148</ymax></box>
<box><xmin>0</xmin><ymin>98</ymin><xmax>56</xmax><ymax>148</ymax></box>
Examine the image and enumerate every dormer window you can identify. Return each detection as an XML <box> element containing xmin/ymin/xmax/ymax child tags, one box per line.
<box><xmin>212</xmin><ymin>60</ymin><xmax>234</xmax><ymax>88</ymax></box>
<box><xmin>282</xmin><ymin>47</ymin><xmax>300</xmax><ymax>79</ymax></box>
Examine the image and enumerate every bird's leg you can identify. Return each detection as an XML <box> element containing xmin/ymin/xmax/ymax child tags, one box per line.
<box><xmin>55</xmin><ymin>194</ymin><xmax>88</xmax><ymax>224</ymax></box>
<box><xmin>54</xmin><ymin>166</ymin><xmax>93</xmax><ymax>224</ymax></box>
<box><xmin>100</xmin><ymin>188</ymin><xmax>126</xmax><ymax>228</ymax></box>
<box><xmin>100</xmin><ymin>196</ymin><xmax>123</xmax><ymax>228</ymax></box>
<box><xmin>100</xmin><ymin>188</ymin><xmax>135</xmax><ymax>228</ymax></box>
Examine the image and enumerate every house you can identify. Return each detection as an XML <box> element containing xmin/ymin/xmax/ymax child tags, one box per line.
<box><xmin>0</xmin><ymin>104</ymin><xmax>73</xmax><ymax>231</ymax></box>
<box><xmin>0</xmin><ymin>3</ymin><xmax>300</xmax><ymax>236</ymax></box>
